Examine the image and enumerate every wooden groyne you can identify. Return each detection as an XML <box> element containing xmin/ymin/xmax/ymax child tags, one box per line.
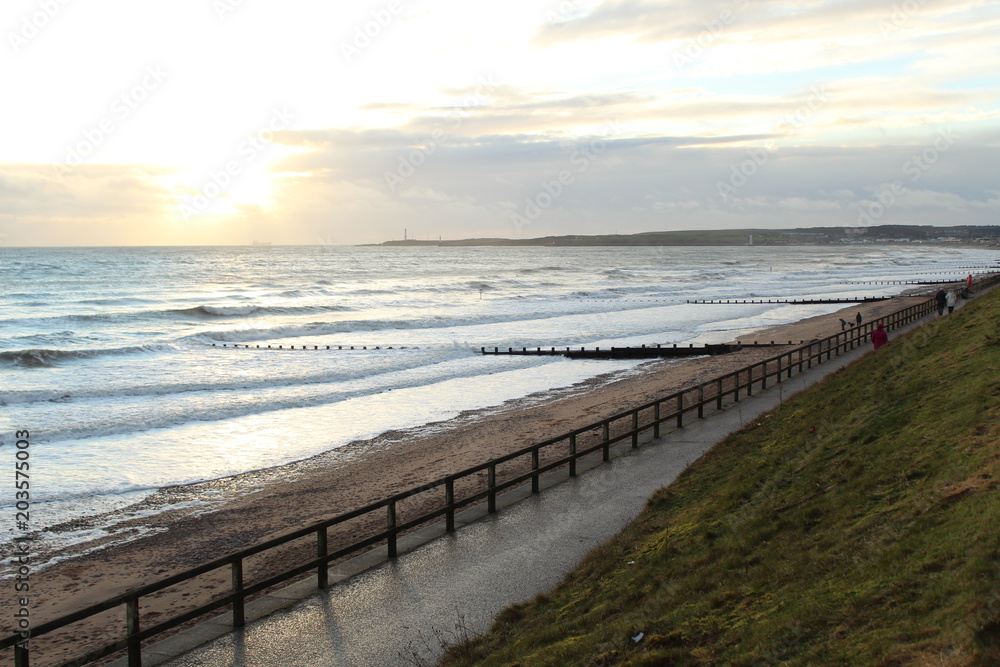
<box><xmin>686</xmin><ymin>297</ymin><xmax>891</xmax><ymax>305</ymax></box>
<box><xmin>481</xmin><ymin>341</ymin><xmax>794</xmax><ymax>360</ymax></box>
<box><xmin>211</xmin><ymin>343</ymin><xmax>402</xmax><ymax>350</ymax></box>
<box><xmin>847</xmin><ymin>279</ymin><xmax>964</xmax><ymax>286</ymax></box>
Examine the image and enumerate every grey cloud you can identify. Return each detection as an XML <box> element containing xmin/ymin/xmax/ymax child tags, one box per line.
<box><xmin>266</xmin><ymin>123</ymin><xmax>1000</xmax><ymax>243</ymax></box>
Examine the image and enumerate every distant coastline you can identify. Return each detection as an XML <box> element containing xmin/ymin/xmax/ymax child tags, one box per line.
<box><xmin>362</xmin><ymin>224</ymin><xmax>1000</xmax><ymax>248</ymax></box>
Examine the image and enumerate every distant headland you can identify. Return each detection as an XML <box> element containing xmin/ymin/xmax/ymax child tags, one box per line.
<box><xmin>364</xmin><ymin>225</ymin><xmax>1000</xmax><ymax>247</ymax></box>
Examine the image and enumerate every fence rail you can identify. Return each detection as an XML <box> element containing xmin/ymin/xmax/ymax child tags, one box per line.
<box><xmin>4</xmin><ymin>282</ymin><xmax>996</xmax><ymax>667</ymax></box>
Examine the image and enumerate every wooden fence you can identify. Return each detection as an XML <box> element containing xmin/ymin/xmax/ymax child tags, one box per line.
<box><xmin>2</xmin><ymin>286</ymin><xmax>990</xmax><ymax>667</ymax></box>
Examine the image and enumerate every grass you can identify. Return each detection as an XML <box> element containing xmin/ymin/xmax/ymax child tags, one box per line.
<box><xmin>442</xmin><ymin>289</ymin><xmax>1000</xmax><ymax>666</ymax></box>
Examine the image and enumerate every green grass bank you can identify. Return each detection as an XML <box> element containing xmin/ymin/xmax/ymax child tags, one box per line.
<box><xmin>443</xmin><ymin>290</ymin><xmax>1000</xmax><ymax>666</ymax></box>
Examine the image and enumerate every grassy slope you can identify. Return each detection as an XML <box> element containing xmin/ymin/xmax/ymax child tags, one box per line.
<box><xmin>444</xmin><ymin>290</ymin><xmax>1000</xmax><ymax>666</ymax></box>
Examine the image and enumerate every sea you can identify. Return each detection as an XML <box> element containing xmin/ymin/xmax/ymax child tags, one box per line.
<box><xmin>2</xmin><ymin>244</ymin><xmax>997</xmax><ymax>560</ymax></box>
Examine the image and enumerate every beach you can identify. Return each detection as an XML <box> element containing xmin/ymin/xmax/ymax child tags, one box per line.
<box><xmin>16</xmin><ymin>294</ymin><xmax>933</xmax><ymax>666</ymax></box>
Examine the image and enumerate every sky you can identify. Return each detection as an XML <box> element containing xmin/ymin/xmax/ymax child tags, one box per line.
<box><xmin>1</xmin><ymin>0</ymin><xmax>998</xmax><ymax>246</ymax></box>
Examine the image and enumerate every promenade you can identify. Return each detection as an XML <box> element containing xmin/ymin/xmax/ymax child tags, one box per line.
<box><xmin>129</xmin><ymin>306</ymin><xmax>947</xmax><ymax>667</ymax></box>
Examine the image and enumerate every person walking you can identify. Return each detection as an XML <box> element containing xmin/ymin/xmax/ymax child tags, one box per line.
<box><xmin>871</xmin><ymin>323</ymin><xmax>888</xmax><ymax>350</ymax></box>
<box><xmin>946</xmin><ymin>290</ymin><xmax>957</xmax><ymax>314</ymax></box>
<box><xmin>936</xmin><ymin>289</ymin><xmax>947</xmax><ymax>316</ymax></box>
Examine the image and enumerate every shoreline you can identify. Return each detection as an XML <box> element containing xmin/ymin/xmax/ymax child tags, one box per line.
<box><xmin>11</xmin><ymin>292</ymin><xmax>942</xmax><ymax>665</ymax></box>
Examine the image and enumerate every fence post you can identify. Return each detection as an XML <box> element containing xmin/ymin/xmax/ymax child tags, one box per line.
<box><xmin>734</xmin><ymin>370</ymin><xmax>741</xmax><ymax>401</ymax></box>
<box><xmin>676</xmin><ymin>394</ymin><xmax>683</xmax><ymax>428</ymax></box>
<box><xmin>775</xmin><ymin>356</ymin><xmax>782</xmax><ymax>383</ymax></box>
<box><xmin>445</xmin><ymin>479</ymin><xmax>455</xmax><ymax>532</ymax></box>
<box><xmin>569</xmin><ymin>434</ymin><xmax>577</xmax><ymax>477</ymax></box>
<box><xmin>787</xmin><ymin>351</ymin><xmax>793</xmax><ymax>378</ymax></box>
<box><xmin>602</xmin><ymin>422</ymin><xmax>610</xmax><ymax>461</ymax></box>
<box><xmin>14</xmin><ymin>643</ymin><xmax>28</xmax><ymax>667</ymax></box>
<box><xmin>13</xmin><ymin>642</ymin><xmax>29</xmax><ymax>667</ymax></box>
<box><xmin>631</xmin><ymin>410</ymin><xmax>639</xmax><ymax>448</ymax></box>
<box><xmin>126</xmin><ymin>597</ymin><xmax>142</xmax><ymax>667</ymax></box>
<box><xmin>317</xmin><ymin>528</ymin><xmax>328</xmax><ymax>589</ymax></box>
<box><xmin>531</xmin><ymin>448</ymin><xmax>540</xmax><ymax>492</ymax></box>
<box><xmin>387</xmin><ymin>501</ymin><xmax>398</xmax><ymax>557</ymax></box>
<box><xmin>697</xmin><ymin>385</ymin><xmax>704</xmax><ymax>419</ymax></box>
<box><xmin>653</xmin><ymin>402</ymin><xmax>660</xmax><ymax>438</ymax></box>
<box><xmin>716</xmin><ymin>377</ymin><xmax>723</xmax><ymax>410</ymax></box>
<box><xmin>487</xmin><ymin>465</ymin><xmax>497</xmax><ymax>512</ymax></box>
<box><xmin>231</xmin><ymin>558</ymin><xmax>245</xmax><ymax>627</ymax></box>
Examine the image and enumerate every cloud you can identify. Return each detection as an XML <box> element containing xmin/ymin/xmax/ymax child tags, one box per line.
<box><xmin>258</xmin><ymin>127</ymin><xmax>1000</xmax><ymax>242</ymax></box>
<box><xmin>0</xmin><ymin>163</ymin><xmax>259</xmax><ymax>246</ymax></box>
<box><xmin>3</xmin><ymin>0</ymin><xmax>997</xmax><ymax>246</ymax></box>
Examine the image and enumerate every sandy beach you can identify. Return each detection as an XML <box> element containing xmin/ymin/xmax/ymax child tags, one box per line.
<box><xmin>12</xmin><ymin>294</ymin><xmax>936</xmax><ymax>665</ymax></box>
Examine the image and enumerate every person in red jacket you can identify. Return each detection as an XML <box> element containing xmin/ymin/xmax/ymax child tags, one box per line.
<box><xmin>871</xmin><ymin>323</ymin><xmax>888</xmax><ymax>350</ymax></box>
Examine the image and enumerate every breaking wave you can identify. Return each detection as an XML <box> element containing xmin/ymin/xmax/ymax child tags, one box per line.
<box><xmin>0</xmin><ymin>344</ymin><xmax>174</xmax><ymax>368</ymax></box>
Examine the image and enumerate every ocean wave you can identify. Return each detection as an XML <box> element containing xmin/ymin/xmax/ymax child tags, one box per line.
<box><xmin>7</xmin><ymin>355</ymin><xmax>499</xmax><ymax>442</ymax></box>
<box><xmin>82</xmin><ymin>303</ymin><xmax>358</xmax><ymax>320</ymax></box>
<box><xmin>0</xmin><ymin>344</ymin><xmax>173</xmax><ymax>369</ymax></box>
<box><xmin>193</xmin><ymin>305</ymin><xmax>645</xmax><ymax>342</ymax></box>
<box><xmin>175</xmin><ymin>304</ymin><xmax>262</xmax><ymax>317</ymax></box>
<box><xmin>517</xmin><ymin>266</ymin><xmax>571</xmax><ymax>274</ymax></box>
<box><xmin>194</xmin><ymin>319</ymin><xmax>420</xmax><ymax>342</ymax></box>
<box><xmin>0</xmin><ymin>349</ymin><xmax>452</xmax><ymax>407</ymax></box>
